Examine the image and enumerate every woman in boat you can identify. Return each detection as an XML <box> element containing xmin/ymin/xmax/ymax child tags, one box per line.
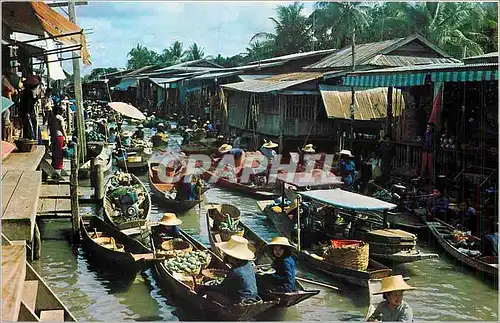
<box><xmin>108</xmin><ymin>127</ymin><xmax>117</xmax><ymax>143</ymax></box>
<box><xmin>152</xmin><ymin>213</ymin><xmax>183</xmax><ymax>244</ymax></box>
<box><xmin>182</xmin><ymin>128</ymin><xmax>194</xmax><ymax>145</ymax></box>
<box><xmin>260</xmin><ymin>140</ymin><xmax>278</xmax><ymax>164</ymax></box>
<box><xmin>218</xmin><ymin>144</ymin><xmax>246</xmax><ymax>170</ymax></box>
<box><xmin>367</xmin><ymin>275</ymin><xmax>415</xmax><ymax>322</ymax></box>
<box><xmin>257</xmin><ymin>237</ymin><xmax>296</xmax><ymax>293</ymax></box>
<box><xmin>133</xmin><ymin>124</ymin><xmax>145</xmax><ymax>140</ymax></box>
<box><xmin>338</xmin><ymin>149</ymin><xmax>356</xmax><ymax>187</ymax></box>
<box><xmin>121</xmin><ymin>132</ymin><xmax>132</xmax><ymax>147</ymax></box>
<box><xmin>298</xmin><ymin>144</ymin><xmax>316</xmax><ymax>170</ymax></box>
<box><xmin>195</xmin><ymin>236</ymin><xmax>259</xmax><ymax>305</ymax></box>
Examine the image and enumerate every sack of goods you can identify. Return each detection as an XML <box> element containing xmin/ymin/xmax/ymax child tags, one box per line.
<box><xmin>323</xmin><ymin>239</ymin><xmax>369</xmax><ymax>271</ymax></box>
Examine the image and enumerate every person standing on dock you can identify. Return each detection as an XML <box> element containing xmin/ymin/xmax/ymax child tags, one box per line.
<box><xmin>49</xmin><ymin>104</ymin><xmax>68</xmax><ymax>172</ymax></box>
<box><xmin>367</xmin><ymin>275</ymin><xmax>415</xmax><ymax>322</ymax></box>
<box><xmin>41</xmin><ymin>88</ymin><xmax>54</xmax><ymax>125</ymax></box>
<box><xmin>421</xmin><ymin>122</ymin><xmax>435</xmax><ymax>181</ymax></box>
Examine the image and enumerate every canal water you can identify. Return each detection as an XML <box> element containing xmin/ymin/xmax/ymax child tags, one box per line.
<box><xmin>34</xmin><ymin>129</ymin><xmax>498</xmax><ymax>321</ymax></box>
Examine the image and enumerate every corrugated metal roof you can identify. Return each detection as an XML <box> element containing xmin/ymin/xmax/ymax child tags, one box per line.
<box><xmin>370</xmin><ymin>54</ymin><xmax>460</xmax><ymax>67</ymax></box>
<box><xmin>319</xmin><ymin>85</ymin><xmax>404</xmax><ymax>120</ymax></box>
<box><xmin>248</xmin><ymin>49</ymin><xmax>336</xmax><ymax>65</ymax></box>
<box><xmin>122</xmin><ymin>65</ymin><xmax>158</xmax><ymax>77</ymax></box>
<box><xmin>463</xmin><ymin>52</ymin><xmax>498</xmax><ymax>64</ymax></box>
<box><xmin>238</xmin><ymin>74</ymin><xmax>273</xmax><ymax>81</ymax></box>
<box><xmin>191</xmin><ymin>70</ymin><xmax>242</xmax><ymax>80</ymax></box>
<box><xmin>149</xmin><ymin>77</ymin><xmax>186</xmax><ymax>87</ymax></box>
<box><xmin>222</xmin><ymin>72</ymin><xmax>322</xmax><ymax>93</ymax></box>
<box><xmin>305</xmin><ymin>34</ymin><xmax>454</xmax><ymax>70</ymax></box>
<box><xmin>152</xmin><ymin>59</ymin><xmax>222</xmax><ymax>73</ymax></box>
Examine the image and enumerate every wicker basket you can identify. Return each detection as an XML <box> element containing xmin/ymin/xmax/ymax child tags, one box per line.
<box><xmin>174</xmin><ymin>272</ymin><xmax>204</xmax><ymax>290</ymax></box>
<box><xmin>161</xmin><ymin>239</ymin><xmax>193</xmax><ymax>258</ymax></box>
<box><xmin>15</xmin><ymin>139</ymin><xmax>37</xmax><ymax>152</ymax></box>
<box><xmin>219</xmin><ymin>228</ymin><xmax>245</xmax><ymax>242</ymax></box>
<box><xmin>209</xmin><ymin>204</ymin><xmax>241</xmax><ymax>229</ymax></box>
<box><xmin>323</xmin><ymin>241</ymin><xmax>369</xmax><ymax>271</ymax></box>
<box><xmin>201</xmin><ymin>268</ymin><xmax>228</xmax><ymax>280</ymax></box>
<box><xmin>93</xmin><ymin>237</ymin><xmax>125</xmax><ymax>252</ymax></box>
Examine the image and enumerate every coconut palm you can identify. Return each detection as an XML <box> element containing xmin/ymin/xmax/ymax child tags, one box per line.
<box><xmin>250</xmin><ymin>2</ymin><xmax>312</xmax><ymax>56</ymax></box>
<box><xmin>186</xmin><ymin>43</ymin><xmax>205</xmax><ymax>61</ymax></box>
<box><xmin>246</xmin><ymin>41</ymin><xmax>274</xmax><ymax>62</ymax></box>
<box><xmin>127</xmin><ymin>44</ymin><xmax>159</xmax><ymax>70</ymax></box>
<box><xmin>160</xmin><ymin>41</ymin><xmax>186</xmax><ymax>66</ymax></box>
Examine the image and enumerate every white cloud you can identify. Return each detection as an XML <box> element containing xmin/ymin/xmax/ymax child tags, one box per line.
<box><xmin>61</xmin><ymin>1</ymin><xmax>314</xmax><ymax>72</ymax></box>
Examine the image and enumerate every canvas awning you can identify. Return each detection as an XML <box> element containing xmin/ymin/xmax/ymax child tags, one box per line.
<box><xmin>430</xmin><ymin>69</ymin><xmax>498</xmax><ymax>82</ymax></box>
<box><xmin>343</xmin><ymin>73</ymin><xmax>427</xmax><ymax>87</ymax></box>
<box><xmin>114</xmin><ymin>78</ymin><xmax>138</xmax><ymax>91</ymax></box>
<box><xmin>319</xmin><ymin>85</ymin><xmax>404</xmax><ymax>120</ymax></box>
<box><xmin>2</xmin><ymin>2</ymin><xmax>91</xmax><ymax>65</ymax></box>
<box><xmin>300</xmin><ymin>189</ymin><xmax>397</xmax><ymax>211</ymax></box>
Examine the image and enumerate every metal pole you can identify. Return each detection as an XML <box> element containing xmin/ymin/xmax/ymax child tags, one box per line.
<box><xmin>68</xmin><ymin>0</ymin><xmax>86</xmax><ymax>164</ymax></box>
<box><xmin>349</xmin><ymin>27</ymin><xmax>356</xmax><ymax>152</ymax></box>
<box><xmin>279</xmin><ymin>95</ymin><xmax>283</xmax><ymax>154</ymax></box>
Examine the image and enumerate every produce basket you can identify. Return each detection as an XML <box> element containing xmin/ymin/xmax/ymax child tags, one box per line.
<box><xmin>15</xmin><ymin>139</ymin><xmax>37</xmax><ymax>152</ymax></box>
<box><xmin>219</xmin><ymin>228</ymin><xmax>245</xmax><ymax>242</ymax></box>
<box><xmin>161</xmin><ymin>239</ymin><xmax>193</xmax><ymax>258</ymax></box>
<box><xmin>93</xmin><ymin>237</ymin><xmax>125</xmax><ymax>252</ymax></box>
<box><xmin>201</xmin><ymin>268</ymin><xmax>228</xmax><ymax>280</ymax></box>
<box><xmin>174</xmin><ymin>272</ymin><xmax>204</xmax><ymax>290</ymax></box>
<box><xmin>209</xmin><ymin>204</ymin><xmax>241</xmax><ymax>227</ymax></box>
<box><xmin>323</xmin><ymin>240</ymin><xmax>369</xmax><ymax>271</ymax></box>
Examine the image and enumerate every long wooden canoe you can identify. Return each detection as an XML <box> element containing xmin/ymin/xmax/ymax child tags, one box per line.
<box><xmin>79</xmin><ymin>146</ymin><xmax>113</xmax><ymax>179</ymax></box>
<box><xmin>2</xmin><ymin>234</ymin><xmax>77</xmax><ymax>322</ymax></box>
<box><xmin>152</xmin><ymin>228</ymin><xmax>280</xmax><ymax>320</ymax></box>
<box><xmin>148</xmin><ymin>162</ymin><xmax>207</xmax><ymax>212</ymax></box>
<box><xmin>80</xmin><ymin>215</ymin><xmax>161</xmax><ymax>271</ymax></box>
<box><xmin>116</xmin><ymin>158</ymin><xmax>149</xmax><ymax>172</ymax></box>
<box><xmin>205</xmin><ymin>204</ymin><xmax>320</xmax><ymax>307</ymax></box>
<box><xmin>427</xmin><ymin>221</ymin><xmax>498</xmax><ymax>278</ymax></box>
<box><xmin>103</xmin><ymin>173</ymin><xmax>152</xmax><ymax>229</ymax></box>
<box><xmin>204</xmin><ymin>169</ymin><xmax>279</xmax><ymax>200</ymax></box>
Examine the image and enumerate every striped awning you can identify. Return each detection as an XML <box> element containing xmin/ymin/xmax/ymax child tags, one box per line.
<box><xmin>343</xmin><ymin>73</ymin><xmax>427</xmax><ymax>87</ymax></box>
<box><xmin>430</xmin><ymin>70</ymin><xmax>499</xmax><ymax>82</ymax></box>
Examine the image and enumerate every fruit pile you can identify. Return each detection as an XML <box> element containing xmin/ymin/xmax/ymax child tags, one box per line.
<box><xmin>451</xmin><ymin>230</ymin><xmax>469</xmax><ymax>243</ymax></box>
<box><xmin>164</xmin><ymin>250</ymin><xmax>212</xmax><ymax>275</ymax></box>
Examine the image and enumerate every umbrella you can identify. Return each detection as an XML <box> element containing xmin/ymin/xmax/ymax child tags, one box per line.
<box><xmin>108</xmin><ymin>102</ymin><xmax>146</xmax><ymax>120</ymax></box>
<box><xmin>2</xmin><ymin>96</ymin><xmax>14</xmax><ymax>113</ymax></box>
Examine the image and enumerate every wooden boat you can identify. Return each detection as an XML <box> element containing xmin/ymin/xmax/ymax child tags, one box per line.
<box><xmin>79</xmin><ymin>146</ymin><xmax>113</xmax><ymax>179</ymax></box>
<box><xmin>148</xmin><ymin>162</ymin><xmax>208</xmax><ymax>212</ymax></box>
<box><xmin>203</xmin><ymin>168</ymin><xmax>279</xmax><ymax>199</ymax></box>
<box><xmin>103</xmin><ymin>172</ymin><xmax>152</xmax><ymax>229</ymax></box>
<box><xmin>152</xmin><ymin>228</ymin><xmax>280</xmax><ymax>320</ymax></box>
<box><xmin>2</xmin><ymin>234</ymin><xmax>77</xmax><ymax>322</ymax></box>
<box><xmin>80</xmin><ymin>215</ymin><xmax>161</xmax><ymax>271</ymax></box>
<box><xmin>116</xmin><ymin>152</ymin><xmax>149</xmax><ymax>172</ymax></box>
<box><xmin>180</xmin><ymin>144</ymin><xmax>218</xmax><ymax>155</ymax></box>
<box><xmin>87</xmin><ymin>140</ymin><xmax>105</xmax><ymax>159</ymax></box>
<box><xmin>151</xmin><ymin>133</ymin><xmax>169</xmax><ymax>147</ymax></box>
<box><xmin>205</xmin><ymin>204</ymin><xmax>320</xmax><ymax>307</ymax></box>
<box><xmin>365</xmin><ymin>279</ymin><xmax>384</xmax><ymax>320</ymax></box>
<box><xmin>427</xmin><ymin>221</ymin><xmax>498</xmax><ymax>278</ymax></box>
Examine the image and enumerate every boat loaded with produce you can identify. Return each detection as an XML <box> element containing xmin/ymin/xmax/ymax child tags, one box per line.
<box><xmin>151</xmin><ymin>226</ymin><xmax>280</xmax><ymax>320</ymax></box>
<box><xmin>103</xmin><ymin>172</ymin><xmax>152</xmax><ymax>230</ymax></box>
<box><xmin>205</xmin><ymin>203</ymin><xmax>321</xmax><ymax>307</ymax></box>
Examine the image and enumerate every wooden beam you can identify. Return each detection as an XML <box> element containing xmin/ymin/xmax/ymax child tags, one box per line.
<box><xmin>47</xmin><ymin>1</ymin><xmax>88</xmax><ymax>7</ymax></box>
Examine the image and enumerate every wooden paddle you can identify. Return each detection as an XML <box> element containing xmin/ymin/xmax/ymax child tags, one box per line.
<box><xmin>296</xmin><ymin>276</ymin><xmax>341</xmax><ymax>291</ymax></box>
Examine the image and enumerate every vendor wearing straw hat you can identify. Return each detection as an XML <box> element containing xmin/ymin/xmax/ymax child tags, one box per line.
<box><xmin>121</xmin><ymin>131</ymin><xmax>132</xmax><ymax>147</ymax></box>
<box><xmin>217</xmin><ymin>143</ymin><xmax>246</xmax><ymax>169</ymax></box>
<box><xmin>299</xmin><ymin>143</ymin><xmax>316</xmax><ymax>169</ymax></box>
<box><xmin>337</xmin><ymin>149</ymin><xmax>356</xmax><ymax>187</ymax></box>
<box><xmin>257</xmin><ymin>237</ymin><xmax>297</xmax><ymax>293</ymax></box>
<box><xmin>195</xmin><ymin>236</ymin><xmax>259</xmax><ymax>305</ymax></box>
<box><xmin>152</xmin><ymin>213</ymin><xmax>183</xmax><ymax>241</ymax></box>
<box><xmin>190</xmin><ymin>118</ymin><xmax>198</xmax><ymax>131</ymax></box>
<box><xmin>156</xmin><ymin>122</ymin><xmax>166</xmax><ymax>134</ymax></box>
<box><xmin>132</xmin><ymin>124</ymin><xmax>145</xmax><ymax>140</ymax></box>
<box><xmin>260</xmin><ymin>140</ymin><xmax>278</xmax><ymax>162</ymax></box>
<box><xmin>367</xmin><ymin>275</ymin><xmax>415</xmax><ymax>322</ymax></box>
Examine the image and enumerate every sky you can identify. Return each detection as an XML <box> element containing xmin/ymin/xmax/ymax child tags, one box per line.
<box><xmin>58</xmin><ymin>1</ymin><xmax>315</xmax><ymax>74</ymax></box>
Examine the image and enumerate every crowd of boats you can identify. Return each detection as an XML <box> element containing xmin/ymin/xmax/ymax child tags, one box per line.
<box><xmin>73</xmin><ymin>105</ymin><xmax>497</xmax><ymax>321</ymax></box>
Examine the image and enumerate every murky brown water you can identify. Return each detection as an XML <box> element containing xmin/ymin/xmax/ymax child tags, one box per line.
<box><xmin>34</xmin><ymin>128</ymin><xmax>498</xmax><ymax>321</ymax></box>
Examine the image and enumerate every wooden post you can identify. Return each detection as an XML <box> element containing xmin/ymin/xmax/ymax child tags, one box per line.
<box><xmin>90</xmin><ymin>157</ymin><xmax>96</xmax><ymax>188</ymax></box>
<box><xmin>296</xmin><ymin>195</ymin><xmax>301</xmax><ymax>252</ymax></box>
<box><xmin>95</xmin><ymin>162</ymin><xmax>104</xmax><ymax>201</ymax></box>
<box><xmin>386</xmin><ymin>87</ymin><xmax>393</xmax><ymax>137</ymax></box>
<box><xmin>70</xmin><ymin>143</ymin><xmax>80</xmax><ymax>244</ymax></box>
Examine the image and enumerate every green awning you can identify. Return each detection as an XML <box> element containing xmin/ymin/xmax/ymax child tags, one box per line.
<box><xmin>430</xmin><ymin>70</ymin><xmax>498</xmax><ymax>82</ymax></box>
<box><xmin>2</xmin><ymin>96</ymin><xmax>14</xmax><ymax>113</ymax></box>
<box><xmin>115</xmin><ymin>78</ymin><xmax>138</xmax><ymax>91</ymax></box>
<box><xmin>343</xmin><ymin>73</ymin><xmax>427</xmax><ymax>87</ymax></box>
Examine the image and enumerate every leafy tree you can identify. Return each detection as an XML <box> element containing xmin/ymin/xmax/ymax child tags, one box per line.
<box><xmin>185</xmin><ymin>43</ymin><xmax>205</xmax><ymax>61</ymax></box>
<box><xmin>127</xmin><ymin>44</ymin><xmax>160</xmax><ymax>70</ymax></box>
<box><xmin>160</xmin><ymin>41</ymin><xmax>186</xmax><ymax>66</ymax></box>
<box><xmin>251</xmin><ymin>2</ymin><xmax>312</xmax><ymax>56</ymax></box>
<box><xmin>246</xmin><ymin>41</ymin><xmax>274</xmax><ymax>62</ymax></box>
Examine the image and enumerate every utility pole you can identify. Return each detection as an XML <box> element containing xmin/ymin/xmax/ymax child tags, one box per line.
<box><xmin>349</xmin><ymin>27</ymin><xmax>356</xmax><ymax>152</ymax></box>
<box><xmin>68</xmin><ymin>0</ymin><xmax>86</xmax><ymax>164</ymax></box>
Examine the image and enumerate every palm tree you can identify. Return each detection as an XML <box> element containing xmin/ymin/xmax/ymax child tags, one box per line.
<box><xmin>251</xmin><ymin>2</ymin><xmax>312</xmax><ymax>56</ymax></box>
<box><xmin>186</xmin><ymin>43</ymin><xmax>205</xmax><ymax>61</ymax></box>
<box><xmin>246</xmin><ymin>41</ymin><xmax>274</xmax><ymax>62</ymax></box>
<box><xmin>127</xmin><ymin>44</ymin><xmax>159</xmax><ymax>70</ymax></box>
<box><xmin>160</xmin><ymin>41</ymin><xmax>186</xmax><ymax>66</ymax></box>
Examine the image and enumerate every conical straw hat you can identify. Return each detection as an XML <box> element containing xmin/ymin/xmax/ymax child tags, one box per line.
<box><xmin>267</xmin><ymin>236</ymin><xmax>296</xmax><ymax>249</ymax></box>
<box><xmin>158</xmin><ymin>213</ymin><xmax>182</xmax><ymax>226</ymax></box>
<box><xmin>373</xmin><ymin>275</ymin><xmax>416</xmax><ymax>294</ymax></box>
<box><xmin>302</xmin><ymin>144</ymin><xmax>315</xmax><ymax>153</ymax></box>
<box><xmin>338</xmin><ymin>149</ymin><xmax>354</xmax><ymax>157</ymax></box>
<box><xmin>215</xmin><ymin>235</ymin><xmax>255</xmax><ymax>261</ymax></box>
<box><xmin>218</xmin><ymin>144</ymin><xmax>232</xmax><ymax>153</ymax></box>
<box><xmin>262</xmin><ymin>141</ymin><xmax>278</xmax><ymax>149</ymax></box>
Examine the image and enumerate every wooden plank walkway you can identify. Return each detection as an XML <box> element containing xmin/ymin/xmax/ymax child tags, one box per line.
<box><xmin>1</xmin><ymin>245</ymin><xmax>27</xmax><ymax>322</ymax></box>
<box><xmin>2</xmin><ymin>146</ymin><xmax>45</xmax><ymax>175</ymax></box>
